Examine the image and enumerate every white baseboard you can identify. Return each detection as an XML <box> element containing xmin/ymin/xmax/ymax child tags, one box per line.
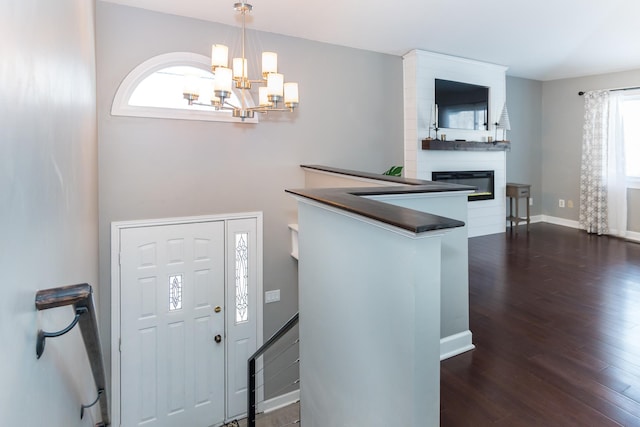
<box><xmin>540</xmin><ymin>215</ymin><xmax>580</xmax><ymax>229</ymax></box>
<box><xmin>530</xmin><ymin>214</ymin><xmax>544</xmax><ymax>224</ymax></box>
<box><xmin>537</xmin><ymin>216</ymin><xmax>640</xmax><ymax>243</ymax></box>
<box><xmin>440</xmin><ymin>330</ymin><xmax>475</xmax><ymax>361</ymax></box>
<box><xmin>257</xmin><ymin>389</ymin><xmax>300</xmax><ymax>414</ymax></box>
<box><xmin>626</xmin><ymin>231</ymin><xmax>640</xmax><ymax>243</ymax></box>
<box><xmin>505</xmin><ymin>214</ymin><xmax>544</xmax><ymax>229</ymax></box>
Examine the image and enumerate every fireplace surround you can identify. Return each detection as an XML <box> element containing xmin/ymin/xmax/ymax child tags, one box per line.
<box><xmin>403</xmin><ymin>50</ymin><xmax>508</xmax><ymax>237</ymax></box>
<box><xmin>432</xmin><ymin>170</ymin><xmax>494</xmax><ymax>202</ymax></box>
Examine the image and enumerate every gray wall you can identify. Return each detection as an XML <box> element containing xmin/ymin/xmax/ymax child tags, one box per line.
<box><xmin>541</xmin><ymin>69</ymin><xmax>640</xmax><ymax>229</ymax></box>
<box><xmin>629</xmin><ymin>192</ymin><xmax>640</xmax><ymax>231</ymax></box>
<box><xmin>0</xmin><ymin>0</ymin><xmax>99</xmax><ymax>425</ymax></box>
<box><xmin>506</xmin><ymin>76</ymin><xmax>543</xmax><ymax>216</ymax></box>
<box><xmin>96</xmin><ymin>0</ymin><xmax>403</xmax><ymax>388</ymax></box>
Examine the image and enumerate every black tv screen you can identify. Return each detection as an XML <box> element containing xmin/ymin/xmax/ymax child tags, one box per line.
<box><xmin>435</xmin><ymin>79</ymin><xmax>489</xmax><ymax>130</ymax></box>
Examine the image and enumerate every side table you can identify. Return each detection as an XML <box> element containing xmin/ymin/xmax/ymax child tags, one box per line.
<box><xmin>506</xmin><ymin>183</ymin><xmax>531</xmax><ymax>231</ymax></box>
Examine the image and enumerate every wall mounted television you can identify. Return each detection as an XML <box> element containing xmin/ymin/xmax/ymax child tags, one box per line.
<box><xmin>435</xmin><ymin>79</ymin><xmax>489</xmax><ymax>131</ymax></box>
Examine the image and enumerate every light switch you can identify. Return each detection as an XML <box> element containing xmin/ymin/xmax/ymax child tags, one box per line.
<box><xmin>265</xmin><ymin>289</ymin><xmax>280</xmax><ymax>303</ymax></box>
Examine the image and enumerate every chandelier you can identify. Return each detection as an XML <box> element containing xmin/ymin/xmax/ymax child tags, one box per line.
<box><xmin>183</xmin><ymin>2</ymin><xmax>299</xmax><ymax>121</ymax></box>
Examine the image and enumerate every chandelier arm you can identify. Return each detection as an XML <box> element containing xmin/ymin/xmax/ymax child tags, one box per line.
<box><xmin>248</xmin><ymin>106</ymin><xmax>294</xmax><ymax>113</ymax></box>
<box><xmin>223</xmin><ymin>100</ymin><xmax>239</xmax><ymax>109</ymax></box>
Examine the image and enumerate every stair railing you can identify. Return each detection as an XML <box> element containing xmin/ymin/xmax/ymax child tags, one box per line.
<box><xmin>35</xmin><ymin>283</ymin><xmax>110</xmax><ymax>427</ymax></box>
<box><xmin>248</xmin><ymin>312</ymin><xmax>300</xmax><ymax>427</ymax></box>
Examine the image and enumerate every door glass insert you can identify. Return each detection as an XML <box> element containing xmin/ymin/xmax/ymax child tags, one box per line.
<box><xmin>235</xmin><ymin>233</ymin><xmax>249</xmax><ymax>324</ymax></box>
<box><xmin>169</xmin><ymin>274</ymin><xmax>183</xmax><ymax>311</ymax></box>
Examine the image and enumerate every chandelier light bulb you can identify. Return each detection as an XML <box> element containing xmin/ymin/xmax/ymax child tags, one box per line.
<box><xmin>262</xmin><ymin>52</ymin><xmax>278</xmax><ymax>76</ymax></box>
<box><xmin>284</xmin><ymin>82</ymin><xmax>299</xmax><ymax>104</ymax></box>
<box><xmin>211</xmin><ymin>44</ymin><xmax>229</xmax><ymax>68</ymax></box>
<box><xmin>214</xmin><ymin>67</ymin><xmax>233</xmax><ymax>93</ymax></box>
<box><xmin>267</xmin><ymin>73</ymin><xmax>284</xmax><ymax>97</ymax></box>
<box><xmin>233</xmin><ymin>58</ymin><xmax>248</xmax><ymax>80</ymax></box>
<box><xmin>258</xmin><ymin>87</ymin><xmax>271</xmax><ymax>106</ymax></box>
<box><xmin>183</xmin><ymin>74</ymin><xmax>199</xmax><ymax>96</ymax></box>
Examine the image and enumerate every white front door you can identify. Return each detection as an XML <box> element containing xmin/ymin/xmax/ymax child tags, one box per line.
<box><xmin>120</xmin><ymin>221</ymin><xmax>226</xmax><ymax>427</ymax></box>
<box><xmin>114</xmin><ymin>214</ymin><xmax>263</xmax><ymax>427</ymax></box>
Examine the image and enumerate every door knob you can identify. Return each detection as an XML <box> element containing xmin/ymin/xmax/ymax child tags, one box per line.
<box><xmin>214</xmin><ymin>306</ymin><xmax>222</xmax><ymax>313</ymax></box>
<box><xmin>214</xmin><ymin>334</ymin><xmax>222</xmax><ymax>343</ymax></box>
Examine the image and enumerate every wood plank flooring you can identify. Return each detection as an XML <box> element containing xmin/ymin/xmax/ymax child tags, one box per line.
<box><xmin>441</xmin><ymin>223</ymin><xmax>640</xmax><ymax>426</ymax></box>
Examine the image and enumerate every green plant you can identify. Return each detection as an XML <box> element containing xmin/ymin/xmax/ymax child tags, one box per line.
<box><xmin>382</xmin><ymin>166</ymin><xmax>403</xmax><ymax>177</ymax></box>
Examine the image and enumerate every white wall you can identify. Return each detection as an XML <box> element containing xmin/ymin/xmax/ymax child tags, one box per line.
<box><xmin>404</xmin><ymin>50</ymin><xmax>508</xmax><ymax>237</ymax></box>
<box><xmin>417</xmin><ymin>151</ymin><xmax>507</xmax><ymax>237</ymax></box>
<box><xmin>296</xmin><ymin>200</ymin><xmax>442</xmax><ymax>426</ymax></box>
<box><xmin>302</xmin><ymin>168</ymin><xmax>473</xmax><ymax>358</ymax></box>
<box><xmin>96</xmin><ymin>1</ymin><xmax>404</xmax><ymax>398</ymax></box>
<box><xmin>368</xmin><ymin>192</ymin><xmax>471</xmax><ymax>347</ymax></box>
<box><xmin>403</xmin><ymin>50</ymin><xmax>507</xmax><ymax>179</ymax></box>
<box><xmin>0</xmin><ymin>0</ymin><xmax>99</xmax><ymax>425</ymax></box>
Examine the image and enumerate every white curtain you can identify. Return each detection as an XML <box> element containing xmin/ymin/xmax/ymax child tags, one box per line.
<box><xmin>578</xmin><ymin>90</ymin><xmax>627</xmax><ymax>236</ymax></box>
<box><xmin>607</xmin><ymin>92</ymin><xmax>627</xmax><ymax>237</ymax></box>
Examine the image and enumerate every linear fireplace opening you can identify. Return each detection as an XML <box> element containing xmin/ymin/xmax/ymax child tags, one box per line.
<box><xmin>432</xmin><ymin>170</ymin><xmax>495</xmax><ymax>202</ymax></box>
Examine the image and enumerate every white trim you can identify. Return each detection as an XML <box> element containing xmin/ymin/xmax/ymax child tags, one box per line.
<box><xmin>626</xmin><ymin>231</ymin><xmax>640</xmax><ymax>243</ymax></box>
<box><xmin>505</xmin><ymin>214</ymin><xmax>544</xmax><ymax>229</ymax></box>
<box><xmin>110</xmin><ymin>212</ymin><xmax>264</xmax><ymax>425</ymax></box>
<box><xmin>530</xmin><ymin>214</ymin><xmax>544</xmax><ymax>224</ymax></box>
<box><xmin>540</xmin><ymin>215</ymin><xmax>640</xmax><ymax>243</ymax></box>
<box><xmin>440</xmin><ymin>330</ymin><xmax>475</xmax><ymax>361</ymax></box>
<box><xmin>257</xmin><ymin>389</ymin><xmax>300</xmax><ymax>414</ymax></box>
<box><xmin>288</xmin><ymin>223</ymin><xmax>299</xmax><ymax>260</ymax></box>
<box><xmin>111</xmin><ymin>52</ymin><xmax>259</xmax><ymax>124</ymax></box>
<box><xmin>627</xmin><ymin>177</ymin><xmax>640</xmax><ymax>189</ymax></box>
<box><xmin>540</xmin><ymin>215</ymin><xmax>581</xmax><ymax>229</ymax></box>
<box><xmin>109</xmin><ymin>224</ymin><xmax>121</xmax><ymax>424</ymax></box>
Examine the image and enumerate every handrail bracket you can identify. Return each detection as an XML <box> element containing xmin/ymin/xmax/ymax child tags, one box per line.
<box><xmin>36</xmin><ymin>306</ymin><xmax>88</xmax><ymax>359</ymax></box>
<box><xmin>81</xmin><ymin>388</ymin><xmax>104</xmax><ymax>419</ymax></box>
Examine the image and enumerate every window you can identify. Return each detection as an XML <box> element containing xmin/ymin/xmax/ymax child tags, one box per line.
<box><xmin>169</xmin><ymin>274</ymin><xmax>183</xmax><ymax>311</ymax></box>
<box><xmin>235</xmin><ymin>232</ymin><xmax>249</xmax><ymax>324</ymax></box>
<box><xmin>621</xmin><ymin>93</ymin><xmax>640</xmax><ymax>187</ymax></box>
<box><xmin>111</xmin><ymin>52</ymin><xmax>258</xmax><ymax>123</ymax></box>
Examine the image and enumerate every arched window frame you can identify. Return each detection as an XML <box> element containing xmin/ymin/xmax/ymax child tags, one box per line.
<box><xmin>111</xmin><ymin>52</ymin><xmax>259</xmax><ymax>124</ymax></box>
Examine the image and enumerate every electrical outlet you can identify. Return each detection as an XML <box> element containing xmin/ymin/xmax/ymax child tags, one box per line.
<box><xmin>265</xmin><ymin>289</ymin><xmax>280</xmax><ymax>303</ymax></box>
<box><xmin>567</xmin><ymin>200</ymin><xmax>574</xmax><ymax>208</ymax></box>
<box><xmin>559</xmin><ymin>199</ymin><xmax>565</xmax><ymax>208</ymax></box>
<box><xmin>529</xmin><ymin>197</ymin><xmax>533</xmax><ymax>206</ymax></box>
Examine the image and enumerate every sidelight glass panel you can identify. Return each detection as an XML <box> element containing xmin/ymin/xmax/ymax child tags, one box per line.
<box><xmin>235</xmin><ymin>233</ymin><xmax>249</xmax><ymax>324</ymax></box>
<box><xmin>169</xmin><ymin>274</ymin><xmax>183</xmax><ymax>311</ymax></box>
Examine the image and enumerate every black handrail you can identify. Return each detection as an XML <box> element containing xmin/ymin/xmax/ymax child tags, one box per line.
<box><xmin>35</xmin><ymin>283</ymin><xmax>110</xmax><ymax>427</ymax></box>
<box><xmin>247</xmin><ymin>312</ymin><xmax>299</xmax><ymax>427</ymax></box>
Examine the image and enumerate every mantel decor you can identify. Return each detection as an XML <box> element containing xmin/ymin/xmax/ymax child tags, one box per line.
<box><xmin>422</xmin><ymin>139</ymin><xmax>511</xmax><ymax>152</ymax></box>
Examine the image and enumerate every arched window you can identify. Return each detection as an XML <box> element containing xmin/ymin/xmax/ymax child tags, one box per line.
<box><xmin>111</xmin><ymin>52</ymin><xmax>258</xmax><ymax>123</ymax></box>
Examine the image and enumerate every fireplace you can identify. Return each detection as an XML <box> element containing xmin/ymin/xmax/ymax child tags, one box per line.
<box><xmin>432</xmin><ymin>170</ymin><xmax>495</xmax><ymax>202</ymax></box>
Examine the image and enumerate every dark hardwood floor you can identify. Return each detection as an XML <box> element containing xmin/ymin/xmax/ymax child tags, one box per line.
<box><xmin>441</xmin><ymin>223</ymin><xmax>640</xmax><ymax>426</ymax></box>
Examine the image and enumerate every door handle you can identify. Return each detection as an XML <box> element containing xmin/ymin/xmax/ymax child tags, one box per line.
<box><xmin>214</xmin><ymin>306</ymin><xmax>222</xmax><ymax>313</ymax></box>
<box><xmin>214</xmin><ymin>334</ymin><xmax>222</xmax><ymax>344</ymax></box>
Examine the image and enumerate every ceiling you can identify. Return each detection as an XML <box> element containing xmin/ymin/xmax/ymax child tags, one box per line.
<box><xmin>102</xmin><ymin>0</ymin><xmax>640</xmax><ymax>81</ymax></box>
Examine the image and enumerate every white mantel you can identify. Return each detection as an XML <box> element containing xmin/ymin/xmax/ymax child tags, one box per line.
<box><xmin>403</xmin><ymin>50</ymin><xmax>509</xmax><ymax>237</ymax></box>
